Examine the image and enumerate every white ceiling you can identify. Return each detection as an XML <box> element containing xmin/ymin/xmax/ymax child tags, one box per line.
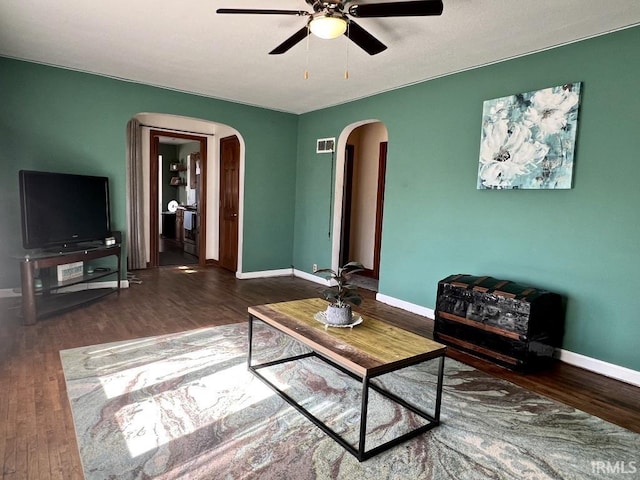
<box><xmin>1</xmin><ymin>0</ymin><xmax>639</xmax><ymax>114</ymax></box>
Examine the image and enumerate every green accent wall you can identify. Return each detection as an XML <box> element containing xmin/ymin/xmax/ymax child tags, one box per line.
<box><xmin>293</xmin><ymin>26</ymin><xmax>640</xmax><ymax>371</ymax></box>
<box><xmin>0</xmin><ymin>57</ymin><xmax>298</xmax><ymax>287</ymax></box>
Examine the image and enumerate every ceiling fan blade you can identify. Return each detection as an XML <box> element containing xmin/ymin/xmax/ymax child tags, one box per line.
<box><xmin>349</xmin><ymin>0</ymin><xmax>443</xmax><ymax>18</ymax></box>
<box><xmin>269</xmin><ymin>26</ymin><xmax>310</xmax><ymax>55</ymax></box>
<box><xmin>216</xmin><ymin>8</ymin><xmax>309</xmax><ymax>16</ymax></box>
<box><xmin>346</xmin><ymin>20</ymin><xmax>387</xmax><ymax>55</ymax></box>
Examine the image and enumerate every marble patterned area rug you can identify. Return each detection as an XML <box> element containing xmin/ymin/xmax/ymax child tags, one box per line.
<box><xmin>60</xmin><ymin>323</ymin><xmax>638</xmax><ymax>480</ymax></box>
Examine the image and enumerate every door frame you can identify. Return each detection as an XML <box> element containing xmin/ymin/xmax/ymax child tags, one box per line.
<box><xmin>149</xmin><ymin>129</ymin><xmax>207</xmax><ymax>267</ymax></box>
<box><xmin>331</xmin><ymin>121</ymin><xmax>387</xmax><ymax>276</ymax></box>
<box><xmin>372</xmin><ymin>141</ymin><xmax>387</xmax><ymax>278</ymax></box>
<box><xmin>339</xmin><ymin>144</ymin><xmax>355</xmax><ymax>267</ymax></box>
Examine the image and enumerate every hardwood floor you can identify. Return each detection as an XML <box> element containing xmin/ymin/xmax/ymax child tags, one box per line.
<box><xmin>0</xmin><ymin>265</ymin><xmax>638</xmax><ymax>479</ymax></box>
<box><xmin>159</xmin><ymin>237</ymin><xmax>198</xmax><ymax>267</ymax></box>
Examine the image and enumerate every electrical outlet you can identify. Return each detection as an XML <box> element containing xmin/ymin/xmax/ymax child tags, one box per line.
<box><xmin>312</xmin><ymin>264</ymin><xmax>318</xmax><ymax>273</ymax></box>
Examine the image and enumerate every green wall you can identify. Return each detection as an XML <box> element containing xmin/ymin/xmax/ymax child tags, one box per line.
<box><xmin>293</xmin><ymin>26</ymin><xmax>640</xmax><ymax>371</ymax></box>
<box><xmin>0</xmin><ymin>57</ymin><xmax>298</xmax><ymax>287</ymax></box>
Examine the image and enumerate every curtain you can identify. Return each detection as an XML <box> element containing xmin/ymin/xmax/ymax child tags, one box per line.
<box><xmin>126</xmin><ymin>118</ymin><xmax>147</xmax><ymax>270</ymax></box>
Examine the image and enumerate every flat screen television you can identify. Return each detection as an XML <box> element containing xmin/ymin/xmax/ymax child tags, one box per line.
<box><xmin>19</xmin><ymin>170</ymin><xmax>111</xmax><ymax>250</ymax></box>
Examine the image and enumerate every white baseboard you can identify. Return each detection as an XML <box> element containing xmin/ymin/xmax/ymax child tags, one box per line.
<box><xmin>0</xmin><ymin>288</ymin><xmax>21</xmax><ymax>298</ymax></box>
<box><xmin>376</xmin><ymin>292</ymin><xmax>639</xmax><ymax>387</ymax></box>
<box><xmin>375</xmin><ymin>292</ymin><xmax>435</xmax><ymax>318</ymax></box>
<box><xmin>557</xmin><ymin>349</ymin><xmax>640</xmax><ymax>387</ymax></box>
<box><xmin>292</xmin><ymin>269</ymin><xmax>330</xmax><ymax>285</ymax></box>
<box><xmin>236</xmin><ymin>268</ymin><xmax>293</xmax><ymax>280</ymax></box>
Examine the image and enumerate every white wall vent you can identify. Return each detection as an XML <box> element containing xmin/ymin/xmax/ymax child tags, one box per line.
<box><xmin>316</xmin><ymin>137</ymin><xmax>335</xmax><ymax>153</ymax></box>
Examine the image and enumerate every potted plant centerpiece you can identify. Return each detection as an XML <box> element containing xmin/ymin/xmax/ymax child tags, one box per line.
<box><xmin>315</xmin><ymin>261</ymin><xmax>364</xmax><ymax>325</ymax></box>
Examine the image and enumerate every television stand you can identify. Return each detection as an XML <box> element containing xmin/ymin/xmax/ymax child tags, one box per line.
<box><xmin>19</xmin><ymin>244</ymin><xmax>121</xmax><ymax>325</ymax></box>
<box><xmin>43</xmin><ymin>241</ymin><xmax>102</xmax><ymax>254</ymax></box>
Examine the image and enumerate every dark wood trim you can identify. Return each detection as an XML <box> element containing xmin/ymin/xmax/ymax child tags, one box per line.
<box><xmin>197</xmin><ymin>141</ymin><xmax>207</xmax><ymax>267</ymax></box>
<box><xmin>438</xmin><ymin>311</ymin><xmax>522</xmax><ymax>340</ymax></box>
<box><xmin>439</xmin><ymin>333</ymin><xmax>520</xmax><ymax>365</ymax></box>
<box><xmin>357</xmin><ymin>268</ymin><xmax>376</xmax><ymax>278</ymax></box>
<box><xmin>150</xmin><ymin>133</ymin><xmax>160</xmax><ymax>267</ymax></box>
<box><xmin>205</xmin><ymin>258</ymin><xmax>220</xmax><ymax>267</ymax></box>
<box><xmin>340</xmin><ymin>144</ymin><xmax>355</xmax><ymax>266</ymax></box>
<box><xmin>149</xmin><ymin>129</ymin><xmax>208</xmax><ymax>268</ymax></box>
<box><xmin>372</xmin><ymin>141</ymin><xmax>387</xmax><ymax>279</ymax></box>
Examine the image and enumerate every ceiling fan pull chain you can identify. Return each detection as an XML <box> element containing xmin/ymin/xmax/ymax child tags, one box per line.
<box><xmin>305</xmin><ymin>24</ymin><xmax>311</xmax><ymax>79</ymax></box>
<box><xmin>344</xmin><ymin>22</ymin><xmax>350</xmax><ymax>79</ymax></box>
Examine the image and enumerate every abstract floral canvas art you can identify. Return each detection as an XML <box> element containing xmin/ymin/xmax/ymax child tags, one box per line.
<box><xmin>477</xmin><ymin>83</ymin><xmax>581</xmax><ymax>189</ymax></box>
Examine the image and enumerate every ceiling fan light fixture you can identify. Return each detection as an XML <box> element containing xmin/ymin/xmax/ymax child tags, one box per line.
<box><xmin>309</xmin><ymin>15</ymin><xmax>347</xmax><ymax>40</ymax></box>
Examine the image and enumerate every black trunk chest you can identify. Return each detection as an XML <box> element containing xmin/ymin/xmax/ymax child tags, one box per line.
<box><xmin>434</xmin><ymin>274</ymin><xmax>564</xmax><ymax>370</ymax></box>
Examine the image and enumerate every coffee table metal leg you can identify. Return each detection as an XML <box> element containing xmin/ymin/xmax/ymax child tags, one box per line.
<box><xmin>358</xmin><ymin>376</ymin><xmax>370</xmax><ymax>461</ymax></box>
<box><xmin>247</xmin><ymin>315</ymin><xmax>254</xmax><ymax>368</ymax></box>
<box><xmin>435</xmin><ymin>355</ymin><xmax>445</xmax><ymax>422</ymax></box>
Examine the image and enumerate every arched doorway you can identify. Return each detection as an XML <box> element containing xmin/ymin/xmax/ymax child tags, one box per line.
<box><xmin>331</xmin><ymin>121</ymin><xmax>388</xmax><ymax>291</ymax></box>
<box><xmin>130</xmin><ymin>113</ymin><xmax>245</xmax><ymax>273</ymax></box>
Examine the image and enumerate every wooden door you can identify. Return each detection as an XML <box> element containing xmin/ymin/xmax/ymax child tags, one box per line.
<box><xmin>219</xmin><ymin>135</ymin><xmax>240</xmax><ymax>272</ymax></box>
<box><xmin>372</xmin><ymin>141</ymin><xmax>388</xmax><ymax>278</ymax></box>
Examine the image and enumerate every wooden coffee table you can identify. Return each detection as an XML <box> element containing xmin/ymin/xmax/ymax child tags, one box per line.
<box><xmin>247</xmin><ymin>298</ymin><xmax>447</xmax><ymax>461</ymax></box>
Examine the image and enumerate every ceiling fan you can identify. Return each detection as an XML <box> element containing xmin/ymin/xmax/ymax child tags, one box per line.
<box><xmin>216</xmin><ymin>0</ymin><xmax>444</xmax><ymax>56</ymax></box>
